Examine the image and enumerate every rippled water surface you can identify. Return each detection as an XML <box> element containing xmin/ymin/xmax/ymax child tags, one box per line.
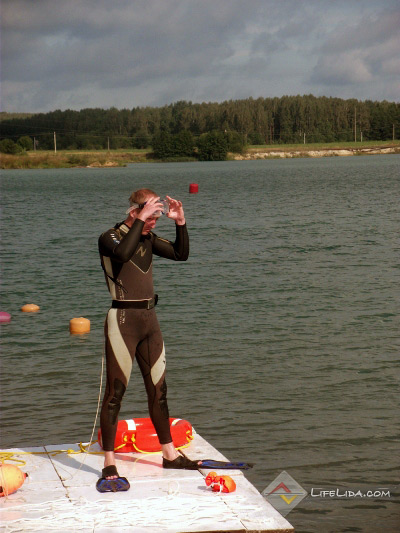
<box><xmin>1</xmin><ymin>156</ymin><xmax>399</xmax><ymax>532</ymax></box>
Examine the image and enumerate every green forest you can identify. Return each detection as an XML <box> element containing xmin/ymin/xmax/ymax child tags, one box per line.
<box><xmin>1</xmin><ymin>95</ymin><xmax>399</xmax><ymax>159</ymax></box>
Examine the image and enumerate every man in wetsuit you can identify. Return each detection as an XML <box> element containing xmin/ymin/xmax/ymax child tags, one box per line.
<box><xmin>97</xmin><ymin>188</ymin><xmax>199</xmax><ymax>490</ymax></box>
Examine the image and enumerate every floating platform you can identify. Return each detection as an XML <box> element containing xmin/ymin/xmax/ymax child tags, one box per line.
<box><xmin>0</xmin><ymin>432</ymin><xmax>294</xmax><ymax>532</ymax></box>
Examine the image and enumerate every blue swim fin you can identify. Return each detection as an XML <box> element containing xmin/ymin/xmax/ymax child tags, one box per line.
<box><xmin>199</xmin><ymin>460</ymin><xmax>254</xmax><ymax>470</ymax></box>
<box><xmin>96</xmin><ymin>476</ymin><xmax>130</xmax><ymax>493</ymax></box>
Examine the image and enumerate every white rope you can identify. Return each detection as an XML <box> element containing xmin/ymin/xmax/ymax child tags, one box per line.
<box><xmin>70</xmin><ymin>342</ymin><xmax>105</xmax><ymax>477</ymax></box>
<box><xmin>25</xmin><ymin>344</ymin><xmax>106</xmax><ymax>486</ymax></box>
<box><xmin>166</xmin><ymin>480</ymin><xmax>180</xmax><ymax>497</ymax></box>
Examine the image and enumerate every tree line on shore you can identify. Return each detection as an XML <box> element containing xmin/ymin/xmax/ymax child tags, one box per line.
<box><xmin>1</xmin><ymin>95</ymin><xmax>399</xmax><ymax>160</ymax></box>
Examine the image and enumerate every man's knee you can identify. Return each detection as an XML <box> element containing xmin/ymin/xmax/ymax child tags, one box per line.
<box><xmin>107</xmin><ymin>378</ymin><xmax>126</xmax><ymax>425</ymax></box>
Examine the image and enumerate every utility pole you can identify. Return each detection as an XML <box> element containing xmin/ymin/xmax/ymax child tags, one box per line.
<box><xmin>393</xmin><ymin>124</ymin><xmax>395</xmax><ymax>141</ymax></box>
<box><xmin>361</xmin><ymin>131</ymin><xmax>363</xmax><ymax>142</ymax></box>
<box><xmin>54</xmin><ymin>131</ymin><xmax>57</xmax><ymax>153</ymax></box>
<box><xmin>303</xmin><ymin>132</ymin><xmax>306</xmax><ymax>144</ymax></box>
<box><xmin>107</xmin><ymin>137</ymin><xmax>110</xmax><ymax>151</ymax></box>
<box><xmin>354</xmin><ymin>107</ymin><xmax>356</xmax><ymax>143</ymax></box>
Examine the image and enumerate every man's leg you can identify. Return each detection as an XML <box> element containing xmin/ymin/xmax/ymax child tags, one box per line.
<box><xmin>135</xmin><ymin>329</ymin><xmax>180</xmax><ymax>460</ymax></box>
<box><xmin>135</xmin><ymin>322</ymin><xmax>202</xmax><ymax>468</ymax></box>
<box><xmin>100</xmin><ymin>309</ymin><xmax>134</xmax><ymax>479</ymax></box>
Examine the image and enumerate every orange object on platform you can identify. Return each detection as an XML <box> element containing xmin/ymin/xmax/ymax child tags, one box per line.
<box><xmin>98</xmin><ymin>417</ymin><xmax>193</xmax><ymax>453</ymax></box>
<box><xmin>0</xmin><ymin>464</ymin><xmax>27</xmax><ymax>497</ymax></box>
<box><xmin>189</xmin><ymin>183</ymin><xmax>199</xmax><ymax>193</ymax></box>
<box><xmin>205</xmin><ymin>471</ymin><xmax>236</xmax><ymax>493</ymax></box>
<box><xmin>21</xmin><ymin>304</ymin><xmax>40</xmax><ymax>312</ymax></box>
<box><xmin>69</xmin><ymin>317</ymin><xmax>90</xmax><ymax>334</ymax></box>
<box><xmin>205</xmin><ymin>471</ymin><xmax>218</xmax><ymax>486</ymax></box>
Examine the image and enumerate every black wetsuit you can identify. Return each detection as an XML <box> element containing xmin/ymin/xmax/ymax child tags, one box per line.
<box><xmin>98</xmin><ymin>218</ymin><xmax>189</xmax><ymax>451</ymax></box>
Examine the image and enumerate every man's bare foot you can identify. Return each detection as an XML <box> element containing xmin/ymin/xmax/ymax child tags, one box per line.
<box><xmin>161</xmin><ymin>442</ymin><xmax>180</xmax><ymax>461</ymax></box>
<box><xmin>104</xmin><ymin>451</ymin><xmax>118</xmax><ymax>479</ymax></box>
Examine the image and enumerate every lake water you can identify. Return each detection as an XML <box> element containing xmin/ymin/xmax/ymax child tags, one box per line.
<box><xmin>1</xmin><ymin>156</ymin><xmax>399</xmax><ymax>532</ymax></box>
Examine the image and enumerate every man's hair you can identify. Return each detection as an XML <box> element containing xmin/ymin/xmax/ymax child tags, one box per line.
<box><xmin>129</xmin><ymin>188</ymin><xmax>157</xmax><ymax>206</ymax></box>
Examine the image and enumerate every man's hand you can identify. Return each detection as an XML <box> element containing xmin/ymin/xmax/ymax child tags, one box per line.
<box><xmin>136</xmin><ymin>197</ymin><xmax>163</xmax><ymax>222</ymax></box>
<box><xmin>166</xmin><ymin>196</ymin><xmax>186</xmax><ymax>225</ymax></box>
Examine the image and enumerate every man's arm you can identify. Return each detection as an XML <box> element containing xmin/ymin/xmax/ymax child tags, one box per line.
<box><xmin>151</xmin><ymin>195</ymin><xmax>189</xmax><ymax>260</ymax></box>
<box><xmin>98</xmin><ymin>219</ymin><xmax>145</xmax><ymax>262</ymax></box>
<box><xmin>151</xmin><ymin>223</ymin><xmax>189</xmax><ymax>261</ymax></box>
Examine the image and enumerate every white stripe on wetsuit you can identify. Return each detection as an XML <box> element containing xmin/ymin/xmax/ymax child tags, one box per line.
<box><xmin>150</xmin><ymin>343</ymin><xmax>166</xmax><ymax>385</ymax></box>
<box><xmin>107</xmin><ymin>308</ymin><xmax>132</xmax><ymax>382</ymax></box>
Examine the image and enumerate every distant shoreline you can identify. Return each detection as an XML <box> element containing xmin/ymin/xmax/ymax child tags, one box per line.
<box><xmin>234</xmin><ymin>145</ymin><xmax>400</xmax><ymax>160</ymax></box>
<box><xmin>1</xmin><ymin>142</ymin><xmax>399</xmax><ymax>169</ymax></box>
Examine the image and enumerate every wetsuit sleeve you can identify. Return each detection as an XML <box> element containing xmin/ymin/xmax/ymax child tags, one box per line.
<box><xmin>151</xmin><ymin>224</ymin><xmax>189</xmax><ymax>261</ymax></box>
<box><xmin>98</xmin><ymin>219</ymin><xmax>145</xmax><ymax>262</ymax></box>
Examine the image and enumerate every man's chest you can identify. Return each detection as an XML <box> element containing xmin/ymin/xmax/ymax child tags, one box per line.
<box><xmin>126</xmin><ymin>238</ymin><xmax>152</xmax><ymax>274</ymax></box>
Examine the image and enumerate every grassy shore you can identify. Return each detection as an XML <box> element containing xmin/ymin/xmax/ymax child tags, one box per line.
<box><xmin>246</xmin><ymin>140</ymin><xmax>400</xmax><ymax>152</ymax></box>
<box><xmin>1</xmin><ymin>141</ymin><xmax>399</xmax><ymax>169</ymax></box>
<box><xmin>0</xmin><ymin>149</ymin><xmax>152</xmax><ymax>169</ymax></box>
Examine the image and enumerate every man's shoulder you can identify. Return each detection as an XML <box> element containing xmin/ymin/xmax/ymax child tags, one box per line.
<box><xmin>99</xmin><ymin>224</ymin><xmax>122</xmax><ymax>251</ymax></box>
<box><xmin>149</xmin><ymin>231</ymin><xmax>170</xmax><ymax>245</ymax></box>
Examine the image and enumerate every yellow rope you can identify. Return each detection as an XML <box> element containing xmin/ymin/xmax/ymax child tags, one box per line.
<box><xmin>0</xmin><ymin>430</ymin><xmax>194</xmax><ymax>464</ymax></box>
<box><xmin>129</xmin><ymin>430</ymin><xmax>193</xmax><ymax>454</ymax></box>
<box><xmin>0</xmin><ymin>452</ymin><xmax>27</xmax><ymax>466</ymax></box>
<box><xmin>0</xmin><ymin>440</ymin><xmax>103</xmax><ymax>465</ymax></box>
<box><xmin>49</xmin><ymin>441</ymin><xmax>102</xmax><ymax>456</ymax></box>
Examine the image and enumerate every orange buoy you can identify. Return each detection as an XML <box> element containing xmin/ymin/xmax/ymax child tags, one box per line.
<box><xmin>69</xmin><ymin>317</ymin><xmax>90</xmax><ymax>334</ymax></box>
<box><xmin>189</xmin><ymin>183</ymin><xmax>199</xmax><ymax>193</ymax></box>
<box><xmin>21</xmin><ymin>304</ymin><xmax>40</xmax><ymax>312</ymax></box>
<box><xmin>205</xmin><ymin>472</ymin><xmax>236</xmax><ymax>493</ymax></box>
<box><xmin>0</xmin><ymin>464</ymin><xmax>27</xmax><ymax>497</ymax></box>
<box><xmin>98</xmin><ymin>417</ymin><xmax>193</xmax><ymax>453</ymax></box>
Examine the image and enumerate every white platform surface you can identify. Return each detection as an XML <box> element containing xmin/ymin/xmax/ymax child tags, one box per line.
<box><xmin>0</xmin><ymin>433</ymin><xmax>294</xmax><ymax>532</ymax></box>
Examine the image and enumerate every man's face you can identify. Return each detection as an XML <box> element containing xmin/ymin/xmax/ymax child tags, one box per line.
<box><xmin>136</xmin><ymin>194</ymin><xmax>160</xmax><ymax>235</ymax></box>
<box><xmin>142</xmin><ymin>214</ymin><xmax>159</xmax><ymax>234</ymax></box>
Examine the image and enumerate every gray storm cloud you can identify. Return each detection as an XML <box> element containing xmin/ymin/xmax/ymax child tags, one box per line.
<box><xmin>311</xmin><ymin>9</ymin><xmax>400</xmax><ymax>91</ymax></box>
<box><xmin>2</xmin><ymin>0</ymin><xmax>399</xmax><ymax>111</ymax></box>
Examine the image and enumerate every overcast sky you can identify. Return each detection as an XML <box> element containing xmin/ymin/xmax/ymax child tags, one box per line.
<box><xmin>2</xmin><ymin>0</ymin><xmax>399</xmax><ymax>112</ymax></box>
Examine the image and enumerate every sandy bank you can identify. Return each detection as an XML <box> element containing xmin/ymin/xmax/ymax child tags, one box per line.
<box><xmin>87</xmin><ymin>160</ymin><xmax>120</xmax><ymax>167</ymax></box>
<box><xmin>234</xmin><ymin>146</ymin><xmax>399</xmax><ymax>160</ymax></box>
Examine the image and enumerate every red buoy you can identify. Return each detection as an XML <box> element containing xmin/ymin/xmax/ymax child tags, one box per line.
<box><xmin>189</xmin><ymin>183</ymin><xmax>199</xmax><ymax>194</ymax></box>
